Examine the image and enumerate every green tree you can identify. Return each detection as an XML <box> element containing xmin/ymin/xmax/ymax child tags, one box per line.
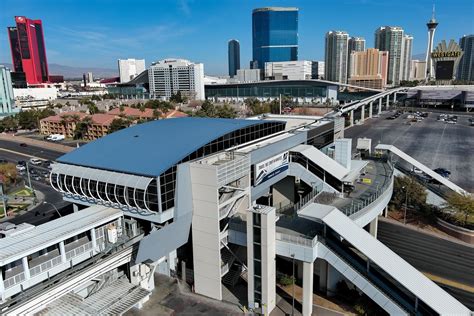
<box><xmin>88</xmin><ymin>103</ymin><xmax>100</xmax><ymax>114</ymax></box>
<box><xmin>108</xmin><ymin>118</ymin><xmax>130</xmax><ymax>133</ymax></box>
<box><xmin>443</xmin><ymin>193</ymin><xmax>474</xmax><ymax>226</ymax></box>
<box><xmin>0</xmin><ymin>163</ymin><xmax>17</xmax><ymax>187</ymax></box>
<box><xmin>392</xmin><ymin>176</ymin><xmax>427</xmax><ymax>210</ymax></box>
<box><xmin>170</xmin><ymin>90</ymin><xmax>183</xmax><ymax>103</ymax></box>
<box><xmin>73</xmin><ymin>116</ymin><xmax>92</xmax><ymax>140</ymax></box>
<box><xmin>216</xmin><ymin>103</ymin><xmax>237</xmax><ymax>118</ymax></box>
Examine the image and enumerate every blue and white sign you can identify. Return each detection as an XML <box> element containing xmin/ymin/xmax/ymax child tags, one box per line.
<box><xmin>255</xmin><ymin>152</ymin><xmax>289</xmax><ymax>185</ymax></box>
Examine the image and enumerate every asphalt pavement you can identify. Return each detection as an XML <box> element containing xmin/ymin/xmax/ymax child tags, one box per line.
<box><xmin>378</xmin><ymin>218</ymin><xmax>474</xmax><ymax>309</ymax></box>
<box><xmin>345</xmin><ymin>110</ymin><xmax>474</xmax><ymax>192</ymax></box>
<box><xmin>0</xmin><ymin>139</ymin><xmax>64</xmax><ymax>161</ymax></box>
<box><xmin>0</xmin><ymin>146</ymin><xmax>71</xmax><ymax>225</ymax></box>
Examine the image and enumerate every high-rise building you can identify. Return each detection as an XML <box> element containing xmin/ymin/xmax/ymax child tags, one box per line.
<box><xmin>410</xmin><ymin>60</ymin><xmax>427</xmax><ymax>80</ymax></box>
<box><xmin>264</xmin><ymin>60</ymin><xmax>313</xmax><ymax>80</ymax></box>
<box><xmin>148</xmin><ymin>59</ymin><xmax>204</xmax><ymax>100</ymax></box>
<box><xmin>348</xmin><ymin>37</ymin><xmax>366</xmax><ymax>53</ymax></box>
<box><xmin>375</xmin><ymin>26</ymin><xmax>405</xmax><ymax>85</ymax></box>
<box><xmin>312</xmin><ymin>61</ymin><xmax>325</xmax><ymax>79</ymax></box>
<box><xmin>87</xmin><ymin>72</ymin><xmax>93</xmax><ymax>83</ymax></box>
<box><xmin>458</xmin><ymin>35</ymin><xmax>474</xmax><ymax>81</ymax></box>
<box><xmin>401</xmin><ymin>35</ymin><xmax>413</xmax><ymax>81</ymax></box>
<box><xmin>252</xmin><ymin>7</ymin><xmax>298</xmax><ymax>70</ymax></box>
<box><xmin>118</xmin><ymin>59</ymin><xmax>146</xmax><ymax>83</ymax></box>
<box><xmin>425</xmin><ymin>6</ymin><xmax>439</xmax><ymax>80</ymax></box>
<box><xmin>236</xmin><ymin>69</ymin><xmax>261</xmax><ymax>83</ymax></box>
<box><xmin>0</xmin><ymin>66</ymin><xmax>16</xmax><ymax>116</ymax></box>
<box><xmin>228</xmin><ymin>40</ymin><xmax>240</xmax><ymax>77</ymax></box>
<box><xmin>7</xmin><ymin>16</ymin><xmax>49</xmax><ymax>85</ymax></box>
<box><xmin>348</xmin><ymin>48</ymin><xmax>389</xmax><ymax>90</ymax></box>
<box><xmin>325</xmin><ymin>31</ymin><xmax>349</xmax><ymax>84</ymax></box>
<box><xmin>347</xmin><ymin>37</ymin><xmax>365</xmax><ymax>82</ymax></box>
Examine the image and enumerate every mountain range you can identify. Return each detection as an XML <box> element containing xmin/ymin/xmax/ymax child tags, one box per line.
<box><xmin>0</xmin><ymin>62</ymin><xmax>118</xmax><ymax>79</ymax></box>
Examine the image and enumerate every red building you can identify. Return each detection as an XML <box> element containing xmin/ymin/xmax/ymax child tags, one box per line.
<box><xmin>7</xmin><ymin>16</ymin><xmax>49</xmax><ymax>85</ymax></box>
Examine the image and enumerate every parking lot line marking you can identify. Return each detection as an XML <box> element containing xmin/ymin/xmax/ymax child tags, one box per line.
<box><xmin>431</xmin><ymin>123</ymin><xmax>448</xmax><ymax>167</ymax></box>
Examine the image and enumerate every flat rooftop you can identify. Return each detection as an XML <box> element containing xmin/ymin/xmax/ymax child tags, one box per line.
<box><xmin>0</xmin><ymin>205</ymin><xmax>122</xmax><ymax>266</ymax></box>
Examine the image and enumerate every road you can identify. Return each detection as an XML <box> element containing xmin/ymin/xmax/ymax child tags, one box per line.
<box><xmin>345</xmin><ymin>111</ymin><xmax>474</xmax><ymax>192</ymax></box>
<box><xmin>378</xmin><ymin>218</ymin><xmax>474</xmax><ymax>309</ymax></box>
<box><xmin>0</xmin><ymin>139</ymin><xmax>64</xmax><ymax>161</ymax></box>
<box><xmin>0</xmin><ymin>145</ymin><xmax>72</xmax><ymax>225</ymax></box>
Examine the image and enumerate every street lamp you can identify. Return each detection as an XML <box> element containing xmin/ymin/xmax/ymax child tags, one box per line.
<box><xmin>291</xmin><ymin>253</ymin><xmax>295</xmax><ymax>316</ymax></box>
<box><xmin>43</xmin><ymin>201</ymin><xmax>62</xmax><ymax>217</ymax></box>
<box><xmin>25</xmin><ymin>150</ymin><xmax>44</xmax><ymax>205</ymax></box>
<box><xmin>402</xmin><ymin>186</ymin><xmax>408</xmax><ymax>224</ymax></box>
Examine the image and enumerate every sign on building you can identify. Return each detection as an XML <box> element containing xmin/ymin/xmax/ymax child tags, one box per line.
<box><xmin>255</xmin><ymin>152</ymin><xmax>289</xmax><ymax>185</ymax></box>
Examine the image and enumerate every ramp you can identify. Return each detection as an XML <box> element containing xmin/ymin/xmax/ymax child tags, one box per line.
<box><xmin>290</xmin><ymin>145</ymin><xmax>349</xmax><ymax>181</ymax></box>
<box><xmin>305</xmin><ymin>207</ymin><xmax>470</xmax><ymax>315</ymax></box>
<box><xmin>375</xmin><ymin>144</ymin><xmax>468</xmax><ymax>195</ymax></box>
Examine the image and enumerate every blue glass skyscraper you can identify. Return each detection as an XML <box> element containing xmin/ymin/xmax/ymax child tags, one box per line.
<box><xmin>252</xmin><ymin>7</ymin><xmax>298</xmax><ymax>70</ymax></box>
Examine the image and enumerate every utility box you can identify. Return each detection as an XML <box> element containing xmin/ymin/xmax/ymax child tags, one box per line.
<box><xmin>107</xmin><ymin>225</ymin><xmax>118</xmax><ymax>243</ymax></box>
<box><xmin>356</xmin><ymin>138</ymin><xmax>372</xmax><ymax>157</ymax></box>
<box><xmin>334</xmin><ymin>139</ymin><xmax>352</xmax><ymax>169</ymax></box>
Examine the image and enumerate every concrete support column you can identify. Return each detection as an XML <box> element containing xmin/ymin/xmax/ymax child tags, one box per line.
<box><xmin>302</xmin><ymin>261</ymin><xmax>314</xmax><ymax>316</ymax></box>
<box><xmin>369</xmin><ymin>102</ymin><xmax>373</xmax><ymax>118</ymax></box>
<box><xmin>350</xmin><ymin>110</ymin><xmax>354</xmax><ymax>126</ymax></box>
<box><xmin>319</xmin><ymin>260</ymin><xmax>328</xmax><ymax>294</ymax></box>
<box><xmin>22</xmin><ymin>257</ymin><xmax>30</xmax><ymax>280</ymax></box>
<box><xmin>0</xmin><ymin>269</ymin><xmax>5</xmax><ymax>294</ymax></box>
<box><xmin>73</xmin><ymin>203</ymin><xmax>79</xmax><ymax>213</ymax></box>
<box><xmin>361</xmin><ymin>105</ymin><xmax>365</xmax><ymax>121</ymax></box>
<box><xmin>386</xmin><ymin>95</ymin><xmax>390</xmax><ymax>109</ymax></box>
<box><xmin>90</xmin><ymin>228</ymin><xmax>97</xmax><ymax>253</ymax></box>
<box><xmin>393</xmin><ymin>92</ymin><xmax>397</xmax><ymax>103</ymax></box>
<box><xmin>59</xmin><ymin>241</ymin><xmax>67</xmax><ymax>263</ymax></box>
<box><xmin>378</xmin><ymin>98</ymin><xmax>382</xmax><ymax>114</ymax></box>
<box><xmin>369</xmin><ymin>216</ymin><xmax>378</xmax><ymax>238</ymax></box>
<box><xmin>384</xmin><ymin>206</ymin><xmax>388</xmax><ymax>217</ymax></box>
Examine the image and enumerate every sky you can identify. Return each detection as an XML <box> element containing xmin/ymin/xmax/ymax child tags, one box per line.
<box><xmin>1</xmin><ymin>0</ymin><xmax>473</xmax><ymax>75</ymax></box>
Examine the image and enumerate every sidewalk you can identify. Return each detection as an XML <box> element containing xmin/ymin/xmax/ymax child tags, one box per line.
<box><xmin>1</xmin><ymin>188</ymin><xmax>45</xmax><ymax>221</ymax></box>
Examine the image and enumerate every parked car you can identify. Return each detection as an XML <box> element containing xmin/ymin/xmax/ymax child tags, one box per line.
<box><xmin>434</xmin><ymin>168</ymin><xmax>451</xmax><ymax>178</ymax></box>
<box><xmin>19</xmin><ymin>143</ymin><xmax>27</xmax><ymax>147</ymax></box>
<box><xmin>411</xmin><ymin>167</ymin><xmax>423</xmax><ymax>174</ymax></box>
<box><xmin>17</xmin><ymin>160</ymin><xmax>26</xmax><ymax>166</ymax></box>
<box><xmin>46</xmin><ymin>134</ymin><xmax>65</xmax><ymax>142</ymax></box>
<box><xmin>29</xmin><ymin>158</ymin><xmax>43</xmax><ymax>165</ymax></box>
<box><xmin>16</xmin><ymin>164</ymin><xmax>26</xmax><ymax>171</ymax></box>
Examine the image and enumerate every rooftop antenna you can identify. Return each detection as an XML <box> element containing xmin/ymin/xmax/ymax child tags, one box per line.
<box><xmin>432</xmin><ymin>4</ymin><xmax>436</xmax><ymax>21</ymax></box>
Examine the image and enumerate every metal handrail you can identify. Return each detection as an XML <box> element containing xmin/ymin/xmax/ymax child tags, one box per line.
<box><xmin>29</xmin><ymin>255</ymin><xmax>63</xmax><ymax>277</ymax></box>
<box><xmin>65</xmin><ymin>241</ymin><xmax>93</xmax><ymax>261</ymax></box>
<box><xmin>4</xmin><ymin>272</ymin><xmax>25</xmax><ymax>289</ymax></box>
<box><xmin>275</xmin><ymin>232</ymin><xmax>318</xmax><ymax>247</ymax></box>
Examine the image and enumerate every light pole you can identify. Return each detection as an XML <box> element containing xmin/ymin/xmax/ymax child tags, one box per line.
<box><xmin>402</xmin><ymin>185</ymin><xmax>408</xmax><ymax>224</ymax></box>
<box><xmin>291</xmin><ymin>253</ymin><xmax>295</xmax><ymax>316</ymax></box>
<box><xmin>43</xmin><ymin>201</ymin><xmax>62</xmax><ymax>217</ymax></box>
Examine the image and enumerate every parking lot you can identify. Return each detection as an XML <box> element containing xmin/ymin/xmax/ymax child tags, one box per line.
<box><xmin>345</xmin><ymin>110</ymin><xmax>474</xmax><ymax>192</ymax></box>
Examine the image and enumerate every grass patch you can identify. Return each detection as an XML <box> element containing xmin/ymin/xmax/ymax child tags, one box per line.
<box><xmin>9</xmin><ymin>187</ymin><xmax>33</xmax><ymax>197</ymax></box>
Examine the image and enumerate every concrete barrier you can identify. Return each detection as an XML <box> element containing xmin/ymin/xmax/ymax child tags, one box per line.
<box><xmin>436</xmin><ymin>217</ymin><xmax>474</xmax><ymax>244</ymax></box>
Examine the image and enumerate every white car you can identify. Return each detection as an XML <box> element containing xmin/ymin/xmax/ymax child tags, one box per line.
<box><xmin>29</xmin><ymin>158</ymin><xmax>43</xmax><ymax>165</ymax></box>
<box><xmin>16</xmin><ymin>165</ymin><xmax>26</xmax><ymax>171</ymax></box>
<box><xmin>412</xmin><ymin>167</ymin><xmax>423</xmax><ymax>174</ymax></box>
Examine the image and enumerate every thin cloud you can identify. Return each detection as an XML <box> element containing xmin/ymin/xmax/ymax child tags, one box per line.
<box><xmin>179</xmin><ymin>0</ymin><xmax>192</xmax><ymax>16</ymax></box>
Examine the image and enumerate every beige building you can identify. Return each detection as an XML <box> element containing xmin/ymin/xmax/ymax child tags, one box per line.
<box><xmin>348</xmin><ymin>48</ymin><xmax>389</xmax><ymax>90</ymax></box>
<box><xmin>409</xmin><ymin>60</ymin><xmax>427</xmax><ymax>80</ymax></box>
<box><xmin>39</xmin><ymin>112</ymin><xmax>88</xmax><ymax>138</ymax></box>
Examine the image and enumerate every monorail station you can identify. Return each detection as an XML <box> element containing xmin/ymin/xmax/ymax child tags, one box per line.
<box><xmin>0</xmin><ymin>116</ymin><xmax>470</xmax><ymax>315</ymax></box>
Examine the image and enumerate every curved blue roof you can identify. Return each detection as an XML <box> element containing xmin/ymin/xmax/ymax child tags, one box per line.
<box><xmin>57</xmin><ymin>117</ymin><xmax>272</xmax><ymax>177</ymax></box>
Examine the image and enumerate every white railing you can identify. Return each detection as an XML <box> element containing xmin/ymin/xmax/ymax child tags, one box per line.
<box><xmin>4</xmin><ymin>272</ymin><xmax>25</xmax><ymax>289</ymax></box>
<box><xmin>65</xmin><ymin>241</ymin><xmax>93</xmax><ymax>261</ymax></box>
<box><xmin>29</xmin><ymin>255</ymin><xmax>63</xmax><ymax>277</ymax></box>
<box><xmin>275</xmin><ymin>232</ymin><xmax>318</xmax><ymax>248</ymax></box>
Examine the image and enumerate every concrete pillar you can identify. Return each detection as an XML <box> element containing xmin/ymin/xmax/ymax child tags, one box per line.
<box><xmin>350</xmin><ymin>110</ymin><xmax>354</xmax><ymax>126</ymax></box>
<box><xmin>302</xmin><ymin>261</ymin><xmax>314</xmax><ymax>316</ymax></box>
<box><xmin>369</xmin><ymin>217</ymin><xmax>378</xmax><ymax>238</ymax></box>
<box><xmin>319</xmin><ymin>260</ymin><xmax>328</xmax><ymax>294</ymax></box>
<box><xmin>0</xmin><ymin>269</ymin><xmax>5</xmax><ymax>294</ymax></box>
<box><xmin>181</xmin><ymin>260</ymin><xmax>186</xmax><ymax>283</ymax></box>
<box><xmin>73</xmin><ymin>204</ymin><xmax>79</xmax><ymax>213</ymax></box>
<box><xmin>393</xmin><ymin>92</ymin><xmax>397</xmax><ymax>103</ymax></box>
<box><xmin>91</xmin><ymin>228</ymin><xmax>97</xmax><ymax>253</ymax></box>
<box><xmin>22</xmin><ymin>257</ymin><xmax>30</xmax><ymax>280</ymax></box>
<box><xmin>59</xmin><ymin>241</ymin><xmax>67</xmax><ymax>263</ymax></box>
<box><xmin>369</xmin><ymin>102</ymin><xmax>373</xmax><ymax>118</ymax></box>
<box><xmin>386</xmin><ymin>95</ymin><xmax>390</xmax><ymax>109</ymax></box>
<box><xmin>361</xmin><ymin>105</ymin><xmax>365</xmax><ymax>121</ymax></box>
<box><xmin>384</xmin><ymin>206</ymin><xmax>388</xmax><ymax>217</ymax></box>
<box><xmin>378</xmin><ymin>98</ymin><xmax>382</xmax><ymax>114</ymax></box>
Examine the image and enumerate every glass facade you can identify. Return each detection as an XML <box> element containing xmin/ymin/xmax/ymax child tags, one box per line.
<box><xmin>206</xmin><ymin>81</ymin><xmax>327</xmax><ymax>99</ymax></box>
<box><xmin>252</xmin><ymin>8</ymin><xmax>298</xmax><ymax>69</ymax></box>
<box><xmin>228</xmin><ymin>40</ymin><xmax>240</xmax><ymax>77</ymax></box>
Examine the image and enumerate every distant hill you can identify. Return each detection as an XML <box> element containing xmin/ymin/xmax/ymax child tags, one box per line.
<box><xmin>0</xmin><ymin>62</ymin><xmax>118</xmax><ymax>80</ymax></box>
<box><xmin>412</xmin><ymin>53</ymin><xmax>426</xmax><ymax>61</ymax></box>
